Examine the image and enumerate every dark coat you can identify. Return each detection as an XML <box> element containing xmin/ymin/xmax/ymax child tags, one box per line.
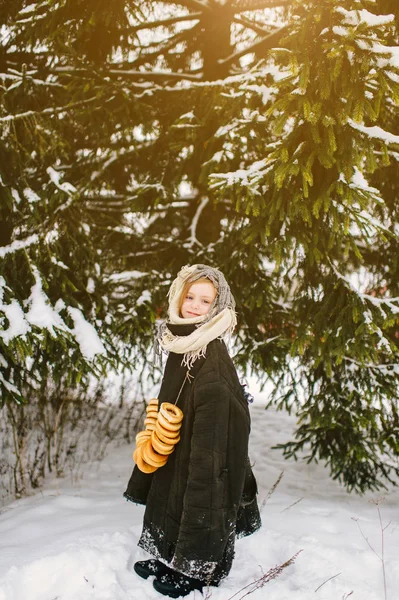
<box><xmin>124</xmin><ymin>324</ymin><xmax>261</xmax><ymax>584</ymax></box>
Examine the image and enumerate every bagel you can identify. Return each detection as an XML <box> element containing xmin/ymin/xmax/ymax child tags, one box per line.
<box><xmin>157</xmin><ymin>411</ymin><xmax>181</xmax><ymax>432</ymax></box>
<box><xmin>144</xmin><ymin>416</ymin><xmax>157</xmax><ymax>430</ymax></box>
<box><xmin>141</xmin><ymin>439</ymin><xmax>168</xmax><ymax>468</ymax></box>
<box><xmin>133</xmin><ymin>446</ymin><xmax>158</xmax><ymax>473</ymax></box>
<box><xmin>151</xmin><ymin>430</ymin><xmax>175</xmax><ymax>455</ymax></box>
<box><xmin>136</xmin><ymin>430</ymin><xmax>151</xmax><ymax>446</ymax></box>
<box><xmin>155</xmin><ymin>419</ymin><xmax>181</xmax><ymax>438</ymax></box>
<box><xmin>145</xmin><ymin>408</ymin><xmax>159</xmax><ymax>419</ymax></box>
<box><xmin>147</xmin><ymin>398</ymin><xmax>159</xmax><ymax>408</ymax></box>
<box><xmin>159</xmin><ymin>402</ymin><xmax>183</xmax><ymax>425</ymax></box>
<box><xmin>156</xmin><ymin>423</ymin><xmax>180</xmax><ymax>445</ymax></box>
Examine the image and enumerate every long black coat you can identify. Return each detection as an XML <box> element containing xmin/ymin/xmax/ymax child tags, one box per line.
<box><xmin>124</xmin><ymin>324</ymin><xmax>261</xmax><ymax>584</ymax></box>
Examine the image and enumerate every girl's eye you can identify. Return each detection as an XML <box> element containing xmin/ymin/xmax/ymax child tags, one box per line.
<box><xmin>203</xmin><ymin>300</ymin><xmax>210</xmax><ymax>304</ymax></box>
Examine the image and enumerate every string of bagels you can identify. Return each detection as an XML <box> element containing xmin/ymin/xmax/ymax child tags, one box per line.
<box><xmin>133</xmin><ymin>371</ymin><xmax>191</xmax><ymax>473</ymax></box>
<box><xmin>133</xmin><ymin>400</ymin><xmax>184</xmax><ymax>473</ymax></box>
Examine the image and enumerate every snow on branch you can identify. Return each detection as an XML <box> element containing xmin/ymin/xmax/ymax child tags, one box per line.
<box><xmin>67</xmin><ymin>307</ymin><xmax>106</xmax><ymax>359</ymax></box>
<box><xmin>0</xmin><ymin>96</ymin><xmax>98</xmax><ymax>123</ymax></box>
<box><xmin>0</xmin><ymin>72</ymin><xmax>62</xmax><ymax>88</ymax></box>
<box><xmin>335</xmin><ymin>7</ymin><xmax>395</xmax><ymax>28</ymax></box>
<box><xmin>0</xmin><ymin>371</ymin><xmax>21</xmax><ymax>395</ymax></box>
<box><xmin>210</xmin><ymin>159</ymin><xmax>273</xmax><ymax>191</ymax></box>
<box><xmin>25</xmin><ymin>267</ymin><xmax>68</xmax><ymax>335</ymax></box>
<box><xmin>344</xmin><ymin>356</ymin><xmax>399</xmax><ymax>375</ymax></box>
<box><xmin>361</xmin><ymin>294</ymin><xmax>399</xmax><ymax>315</ymax></box>
<box><xmin>348</xmin><ymin>120</ymin><xmax>399</xmax><ymax>145</ymax></box>
<box><xmin>52</xmin><ymin>66</ymin><xmax>202</xmax><ymax>82</ymax></box>
<box><xmin>331</xmin><ymin>264</ymin><xmax>399</xmax><ymax>318</ymax></box>
<box><xmin>233</xmin><ymin>0</ymin><xmax>294</xmax><ymax>13</ymax></box>
<box><xmin>0</xmin><ymin>267</ymin><xmax>106</xmax><ymax>361</ymax></box>
<box><xmin>105</xmin><ymin>271</ymin><xmax>148</xmax><ymax>283</ymax></box>
<box><xmin>0</xmin><ymin>235</ymin><xmax>39</xmax><ymax>258</ymax></box>
<box><xmin>0</xmin><ymin>295</ymin><xmax>30</xmax><ymax>345</ymax></box>
<box><xmin>185</xmin><ymin>196</ymin><xmax>209</xmax><ymax>247</ymax></box>
<box><xmin>47</xmin><ymin>167</ymin><xmax>77</xmax><ymax>196</ymax></box>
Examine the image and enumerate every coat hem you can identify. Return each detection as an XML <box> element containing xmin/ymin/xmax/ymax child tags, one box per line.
<box><xmin>123</xmin><ymin>491</ymin><xmax>146</xmax><ymax>506</ymax></box>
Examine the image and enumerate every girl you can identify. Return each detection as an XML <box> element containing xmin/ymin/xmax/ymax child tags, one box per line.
<box><xmin>124</xmin><ymin>264</ymin><xmax>261</xmax><ymax>598</ymax></box>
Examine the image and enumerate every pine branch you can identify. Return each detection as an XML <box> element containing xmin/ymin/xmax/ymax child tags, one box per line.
<box><xmin>218</xmin><ymin>25</ymin><xmax>288</xmax><ymax>68</ymax></box>
<box><xmin>161</xmin><ymin>0</ymin><xmax>212</xmax><ymax>12</ymax></box>
<box><xmin>232</xmin><ymin>0</ymin><xmax>294</xmax><ymax>12</ymax></box>
<box><xmin>234</xmin><ymin>15</ymin><xmax>274</xmax><ymax>36</ymax></box>
<box><xmin>3</xmin><ymin>51</ymin><xmax>50</xmax><ymax>63</ymax></box>
<box><xmin>128</xmin><ymin>23</ymin><xmax>201</xmax><ymax>68</ymax></box>
<box><xmin>133</xmin><ymin>13</ymin><xmax>202</xmax><ymax>31</ymax></box>
<box><xmin>52</xmin><ymin>66</ymin><xmax>201</xmax><ymax>82</ymax></box>
<box><xmin>0</xmin><ymin>96</ymin><xmax>98</xmax><ymax>123</ymax></box>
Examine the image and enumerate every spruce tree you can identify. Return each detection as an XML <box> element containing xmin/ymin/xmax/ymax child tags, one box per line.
<box><xmin>1</xmin><ymin>0</ymin><xmax>399</xmax><ymax>492</ymax></box>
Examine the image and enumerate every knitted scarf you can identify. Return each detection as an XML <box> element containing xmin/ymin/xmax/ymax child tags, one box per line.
<box><xmin>157</xmin><ymin>264</ymin><xmax>237</xmax><ymax>368</ymax></box>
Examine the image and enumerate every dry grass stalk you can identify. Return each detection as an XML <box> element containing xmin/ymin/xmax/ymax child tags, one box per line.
<box><xmin>314</xmin><ymin>572</ymin><xmax>341</xmax><ymax>592</ymax></box>
<box><xmin>261</xmin><ymin>470</ymin><xmax>284</xmax><ymax>509</ymax></box>
<box><xmin>281</xmin><ymin>496</ymin><xmax>304</xmax><ymax>513</ymax></box>
<box><xmin>225</xmin><ymin>550</ymin><xmax>303</xmax><ymax>600</ymax></box>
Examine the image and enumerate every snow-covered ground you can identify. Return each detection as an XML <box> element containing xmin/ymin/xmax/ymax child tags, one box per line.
<box><xmin>1</xmin><ymin>387</ymin><xmax>398</xmax><ymax>600</ymax></box>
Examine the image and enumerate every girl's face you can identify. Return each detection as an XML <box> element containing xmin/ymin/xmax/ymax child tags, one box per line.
<box><xmin>181</xmin><ymin>281</ymin><xmax>217</xmax><ymax>319</ymax></box>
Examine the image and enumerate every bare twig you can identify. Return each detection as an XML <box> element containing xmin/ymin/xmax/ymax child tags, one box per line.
<box><xmin>375</xmin><ymin>503</ymin><xmax>388</xmax><ymax>600</ymax></box>
<box><xmin>352</xmin><ymin>497</ymin><xmax>389</xmax><ymax>600</ymax></box>
<box><xmin>351</xmin><ymin>518</ymin><xmax>380</xmax><ymax>560</ymax></box>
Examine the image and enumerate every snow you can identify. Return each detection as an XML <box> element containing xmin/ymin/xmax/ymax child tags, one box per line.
<box><xmin>336</xmin><ymin>7</ymin><xmax>394</xmax><ymax>28</ymax></box>
<box><xmin>210</xmin><ymin>159</ymin><xmax>273</xmax><ymax>191</ymax></box>
<box><xmin>332</xmin><ymin>26</ymin><xmax>348</xmax><ymax>37</ymax></box>
<box><xmin>23</xmin><ymin>188</ymin><xmax>40</xmax><ymax>203</ymax></box>
<box><xmin>1</xmin><ymin>267</ymin><xmax>106</xmax><ymax>362</ymax></box>
<box><xmin>25</xmin><ymin>268</ymin><xmax>66</xmax><ymax>334</ymax></box>
<box><xmin>50</xmin><ymin>256</ymin><xmax>69</xmax><ymax>270</ymax></box>
<box><xmin>87</xmin><ymin>277</ymin><xmax>96</xmax><ymax>293</ymax></box>
<box><xmin>0</xmin><ymin>384</ymin><xmax>398</xmax><ymax>600</ymax></box>
<box><xmin>107</xmin><ymin>271</ymin><xmax>148</xmax><ymax>283</ymax></box>
<box><xmin>47</xmin><ymin>167</ymin><xmax>77</xmax><ymax>195</ymax></box>
<box><xmin>0</xmin><ymin>235</ymin><xmax>39</xmax><ymax>258</ymax></box>
<box><xmin>10</xmin><ymin>189</ymin><xmax>21</xmax><ymax>205</ymax></box>
<box><xmin>67</xmin><ymin>307</ymin><xmax>106</xmax><ymax>359</ymax></box>
<box><xmin>137</xmin><ymin>290</ymin><xmax>151</xmax><ymax>305</ymax></box>
<box><xmin>348</xmin><ymin>120</ymin><xmax>399</xmax><ymax>145</ymax></box>
<box><xmin>0</xmin><ymin>299</ymin><xmax>29</xmax><ymax>343</ymax></box>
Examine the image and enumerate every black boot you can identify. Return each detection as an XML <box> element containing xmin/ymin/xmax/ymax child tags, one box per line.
<box><xmin>134</xmin><ymin>559</ymin><xmax>170</xmax><ymax>580</ymax></box>
<box><xmin>153</xmin><ymin>569</ymin><xmax>203</xmax><ymax>598</ymax></box>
